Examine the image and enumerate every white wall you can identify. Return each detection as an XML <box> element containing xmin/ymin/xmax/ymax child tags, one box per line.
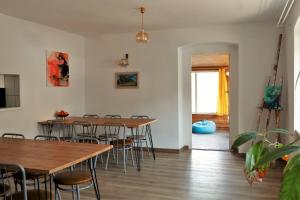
<box><xmin>0</xmin><ymin>75</ymin><xmax>4</xmax><ymax>88</ymax></box>
<box><xmin>0</xmin><ymin>13</ymin><xmax>86</xmax><ymax>138</ymax></box>
<box><xmin>86</xmin><ymin>23</ymin><xmax>282</xmax><ymax>149</ymax></box>
<box><xmin>284</xmin><ymin>0</ymin><xmax>300</xmax><ymax>135</ymax></box>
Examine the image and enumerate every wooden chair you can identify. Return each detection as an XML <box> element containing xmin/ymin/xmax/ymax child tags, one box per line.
<box><xmin>104</xmin><ymin>122</ymin><xmax>135</xmax><ymax>173</ymax></box>
<box><xmin>53</xmin><ymin>137</ymin><xmax>100</xmax><ymax>200</ymax></box>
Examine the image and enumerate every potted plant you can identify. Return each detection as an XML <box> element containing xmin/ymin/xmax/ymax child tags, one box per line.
<box><xmin>231</xmin><ymin>129</ymin><xmax>300</xmax><ymax>199</ymax></box>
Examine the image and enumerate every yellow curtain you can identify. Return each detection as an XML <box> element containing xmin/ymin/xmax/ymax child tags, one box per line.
<box><xmin>217</xmin><ymin>68</ymin><xmax>229</xmax><ymax>116</ymax></box>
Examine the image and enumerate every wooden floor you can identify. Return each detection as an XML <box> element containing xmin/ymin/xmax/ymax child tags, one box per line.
<box><xmin>192</xmin><ymin>131</ymin><xmax>229</xmax><ymax>150</ymax></box>
<box><xmin>60</xmin><ymin>150</ymin><xmax>283</xmax><ymax>200</ymax></box>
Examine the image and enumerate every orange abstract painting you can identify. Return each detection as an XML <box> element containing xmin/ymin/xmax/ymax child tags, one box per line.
<box><xmin>47</xmin><ymin>51</ymin><xmax>69</xmax><ymax>87</ymax></box>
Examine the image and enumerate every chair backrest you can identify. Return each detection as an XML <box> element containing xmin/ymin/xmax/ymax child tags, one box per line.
<box><xmin>72</xmin><ymin>121</ymin><xmax>94</xmax><ymax>138</ymax></box>
<box><xmin>34</xmin><ymin>135</ymin><xmax>60</xmax><ymax>141</ymax></box>
<box><xmin>103</xmin><ymin>122</ymin><xmax>126</xmax><ymax>142</ymax></box>
<box><xmin>0</xmin><ymin>163</ymin><xmax>27</xmax><ymax>200</ymax></box>
<box><xmin>71</xmin><ymin>137</ymin><xmax>100</xmax><ymax>168</ymax></box>
<box><xmin>104</xmin><ymin>114</ymin><xmax>122</xmax><ymax>119</ymax></box>
<box><xmin>1</xmin><ymin>133</ymin><xmax>25</xmax><ymax>139</ymax></box>
<box><xmin>130</xmin><ymin>115</ymin><xmax>150</xmax><ymax>136</ymax></box>
<box><xmin>83</xmin><ymin>114</ymin><xmax>100</xmax><ymax>118</ymax></box>
<box><xmin>130</xmin><ymin>115</ymin><xmax>150</xmax><ymax>119</ymax></box>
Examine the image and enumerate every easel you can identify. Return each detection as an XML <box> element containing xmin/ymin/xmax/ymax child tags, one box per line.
<box><xmin>256</xmin><ymin>34</ymin><xmax>283</xmax><ymax>143</ymax></box>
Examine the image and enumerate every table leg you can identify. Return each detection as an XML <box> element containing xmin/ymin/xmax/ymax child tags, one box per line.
<box><xmin>146</xmin><ymin>125</ymin><xmax>156</xmax><ymax>160</ymax></box>
<box><xmin>135</xmin><ymin>128</ymin><xmax>142</xmax><ymax>171</ymax></box>
<box><xmin>88</xmin><ymin>158</ymin><xmax>101</xmax><ymax>200</ymax></box>
<box><xmin>50</xmin><ymin>174</ymin><xmax>53</xmax><ymax>200</ymax></box>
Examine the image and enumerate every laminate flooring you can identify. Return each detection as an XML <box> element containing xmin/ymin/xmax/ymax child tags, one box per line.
<box><xmin>60</xmin><ymin>150</ymin><xmax>282</xmax><ymax>200</ymax></box>
<box><xmin>192</xmin><ymin>131</ymin><xmax>229</xmax><ymax>151</ymax></box>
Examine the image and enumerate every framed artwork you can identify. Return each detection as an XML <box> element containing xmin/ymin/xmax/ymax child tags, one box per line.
<box><xmin>46</xmin><ymin>51</ymin><xmax>69</xmax><ymax>87</ymax></box>
<box><xmin>115</xmin><ymin>72</ymin><xmax>139</xmax><ymax>88</ymax></box>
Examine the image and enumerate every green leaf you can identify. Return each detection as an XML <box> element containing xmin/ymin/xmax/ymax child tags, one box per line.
<box><xmin>245</xmin><ymin>141</ymin><xmax>263</xmax><ymax>173</ymax></box>
<box><xmin>284</xmin><ymin>154</ymin><xmax>300</xmax><ymax>174</ymax></box>
<box><xmin>255</xmin><ymin>145</ymin><xmax>300</xmax><ymax>168</ymax></box>
<box><xmin>279</xmin><ymin>165</ymin><xmax>300</xmax><ymax>200</ymax></box>
<box><xmin>231</xmin><ymin>132</ymin><xmax>257</xmax><ymax>150</ymax></box>
<box><xmin>268</xmin><ymin>128</ymin><xmax>289</xmax><ymax>135</ymax></box>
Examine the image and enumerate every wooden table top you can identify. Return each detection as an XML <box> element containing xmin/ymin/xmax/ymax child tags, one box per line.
<box><xmin>38</xmin><ymin>116</ymin><xmax>157</xmax><ymax>128</ymax></box>
<box><xmin>0</xmin><ymin>139</ymin><xmax>112</xmax><ymax>174</ymax></box>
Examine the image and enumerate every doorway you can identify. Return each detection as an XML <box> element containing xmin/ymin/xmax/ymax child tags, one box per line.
<box><xmin>178</xmin><ymin>42</ymin><xmax>238</xmax><ymax>151</ymax></box>
<box><xmin>191</xmin><ymin>53</ymin><xmax>230</xmax><ymax>150</ymax></box>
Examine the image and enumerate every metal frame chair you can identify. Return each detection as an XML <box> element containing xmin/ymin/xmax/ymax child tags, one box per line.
<box><xmin>104</xmin><ymin>122</ymin><xmax>135</xmax><ymax>173</ymax></box>
<box><xmin>99</xmin><ymin>115</ymin><xmax>122</xmax><ymax>144</ymax></box>
<box><xmin>43</xmin><ymin>120</ymin><xmax>68</xmax><ymax>140</ymax></box>
<box><xmin>34</xmin><ymin>135</ymin><xmax>60</xmax><ymax>141</ymax></box>
<box><xmin>72</xmin><ymin>121</ymin><xmax>94</xmax><ymax>139</ymax></box>
<box><xmin>1</xmin><ymin>133</ymin><xmax>25</xmax><ymax>139</ymax></box>
<box><xmin>0</xmin><ymin>163</ymin><xmax>27</xmax><ymax>200</ymax></box>
<box><xmin>83</xmin><ymin>114</ymin><xmax>100</xmax><ymax>137</ymax></box>
<box><xmin>130</xmin><ymin>115</ymin><xmax>151</xmax><ymax>160</ymax></box>
<box><xmin>13</xmin><ymin>135</ymin><xmax>59</xmax><ymax>199</ymax></box>
<box><xmin>54</xmin><ymin>137</ymin><xmax>101</xmax><ymax>200</ymax></box>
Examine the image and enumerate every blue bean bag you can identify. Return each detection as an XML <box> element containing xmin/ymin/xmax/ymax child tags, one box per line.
<box><xmin>192</xmin><ymin>120</ymin><xmax>216</xmax><ymax>134</ymax></box>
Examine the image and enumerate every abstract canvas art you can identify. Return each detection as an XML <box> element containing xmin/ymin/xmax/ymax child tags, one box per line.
<box><xmin>47</xmin><ymin>51</ymin><xmax>69</xmax><ymax>87</ymax></box>
<box><xmin>115</xmin><ymin>72</ymin><xmax>139</xmax><ymax>88</ymax></box>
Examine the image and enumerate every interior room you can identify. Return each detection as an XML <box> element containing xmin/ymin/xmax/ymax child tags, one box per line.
<box><xmin>0</xmin><ymin>0</ymin><xmax>299</xmax><ymax>199</ymax></box>
<box><xmin>191</xmin><ymin>53</ymin><xmax>230</xmax><ymax>151</ymax></box>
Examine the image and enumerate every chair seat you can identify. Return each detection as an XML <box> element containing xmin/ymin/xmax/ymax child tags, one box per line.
<box><xmin>128</xmin><ymin>135</ymin><xmax>147</xmax><ymax>140</ymax></box>
<box><xmin>110</xmin><ymin>139</ymin><xmax>133</xmax><ymax>147</ymax></box>
<box><xmin>53</xmin><ymin>171</ymin><xmax>92</xmax><ymax>185</ymax></box>
<box><xmin>14</xmin><ymin>170</ymin><xmax>45</xmax><ymax>181</ymax></box>
<box><xmin>10</xmin><ymin>190</ymin><xmax>50</xmax><ymax>200</ymax></box>
<box><xmin>26</xmin><ymin>170</ymin><xmax>46</xmax><ymax>180</ymax></box>
<box><xmin>0</xmin><ymin>183</ymin><xmax>10</xmax><ymax>197</ymax></box>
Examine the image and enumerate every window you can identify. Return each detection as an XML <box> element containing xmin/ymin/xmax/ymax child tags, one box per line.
<box><xmin>191</xmin><ymin>71</ymin><xmax>219</xmax><ymax>113</ymax></box>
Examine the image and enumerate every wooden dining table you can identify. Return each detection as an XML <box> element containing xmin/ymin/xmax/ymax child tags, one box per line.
<box><xmin>38</xmin><ymin>116</ymin><xmax>157</xmax><ymax>171</ymax></box>
<box><xmin>0</xmin><ymin>138</ymin><xmax>112</xmax><ymax>200</ymax></box>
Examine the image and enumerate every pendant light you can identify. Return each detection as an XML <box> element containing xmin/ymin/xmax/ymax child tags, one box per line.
<box><xmin>136</xmin><ymin>7</ymin><xmax>149</xmax><ymax>43</ymax></box>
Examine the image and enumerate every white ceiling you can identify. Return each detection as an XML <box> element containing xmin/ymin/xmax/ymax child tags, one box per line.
<box><xmin>0</xmin><ymin>0</ymin><xmax>286</xmax><ymax>36</ymax></box>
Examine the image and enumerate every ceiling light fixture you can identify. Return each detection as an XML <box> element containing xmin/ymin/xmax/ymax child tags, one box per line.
<box><xmin>136</xmin><ymin>7</ymin><xmax>149</xmax><ymax>43</ymax></box>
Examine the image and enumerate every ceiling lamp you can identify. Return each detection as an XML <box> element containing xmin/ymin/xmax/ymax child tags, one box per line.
<box><xmin>136</xmin><ymin>7</ymin><xmax>149</xmax><ymax>43</ymax></box>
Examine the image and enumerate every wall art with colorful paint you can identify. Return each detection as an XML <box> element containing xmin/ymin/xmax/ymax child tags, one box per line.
<box><xmin>46</xmin><ymin>51</ymin><xmax>69</xmax><ymax>87</ymax></box>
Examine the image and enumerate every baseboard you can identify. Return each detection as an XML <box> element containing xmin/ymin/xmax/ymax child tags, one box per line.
<box><xmin>154</xmin><ymin>145</ymin><xmax>190</xmax><ymax>154</ymax></box>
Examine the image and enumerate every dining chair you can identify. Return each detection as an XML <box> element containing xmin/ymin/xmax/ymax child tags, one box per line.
<box><xmin>129</xmin><ymin>115</ymin><xmax>151</xmax><ymax>160</ymax></box>
<box><xmin>72</xmin><ymin>121</ymin><xmax>94</xmax><ymax>138</ymax></box>
<box><xmin>1</xmin><ymin>133</ymin><xmax>25</xmax><ymax>139</ymax></box>
<box><xmin>34</xmin><ymin>135</ymin><xmax>60</xmax><ymax>141</ymax></box>
<box><xmin>99</xmin><ymin>115</ymin><xmax>122</xmax><ymax>143</ymax></box>
<box><xmin>43</xmin><ymin>120</ymin><xmax>68</xmax><ymax>140</ymax></box>
<box><xmin>14</xmin><ymin>135</ymin><xmax>60</xmax><ymax>198</ymax></box>
<box><xmin>53</xmin><ymin>137</ymin><xmax>100</xmax><ymax>200</ymax></box>
<box><xmin>1</xmin><ymin>163</ymin><xmax>50</xmax><ymax>200</ymax></box>
<box><xmin>0</xmin><ymin>173</ymin><xmax>10</xmax><ymax>199</ymax></box>
<box><xmin>83</xmin><ymin>114</ymin><xmax>100</xmax><ymax>138</ymax></box>
<box><xmin>104</xmin><ymin>122</ymin><xmax>135</xmax><ymax>173</ymax></box>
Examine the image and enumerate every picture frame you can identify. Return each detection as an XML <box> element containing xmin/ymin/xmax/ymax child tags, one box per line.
<box><xmin>115</xmin><ymin>72</ymin><xmax>139</xmax><ymax>88</ymax></box>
